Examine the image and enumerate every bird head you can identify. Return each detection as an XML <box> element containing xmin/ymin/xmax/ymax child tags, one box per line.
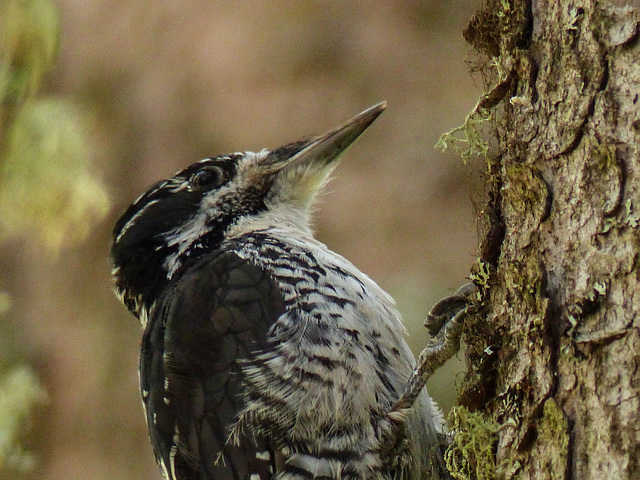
<box><xmin>111</xmin><ymin>102</ymin><xmax>386</xmax><ymax>317</ymax></box>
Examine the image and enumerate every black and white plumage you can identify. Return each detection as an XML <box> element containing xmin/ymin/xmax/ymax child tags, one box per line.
<box><xmin>111</xmin><ymin>103</ymin><xmax>448</xmax><ymax>480</ymax></box>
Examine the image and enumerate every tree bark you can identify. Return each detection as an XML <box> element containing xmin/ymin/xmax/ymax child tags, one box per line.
<box><xmin>451</xmin><ymin>1</ymin><xmax>640</xmax><ymax>479</ymax></box>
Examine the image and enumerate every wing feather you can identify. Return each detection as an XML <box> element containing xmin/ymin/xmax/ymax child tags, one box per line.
<box><xmin>140</xmin><ymin>251</ymin><xmax>285</xmax><ymax>480</ymax></box>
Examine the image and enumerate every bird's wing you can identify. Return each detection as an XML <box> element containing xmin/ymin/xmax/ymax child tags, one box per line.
<box><xmin>140</xmin><ymin>250</ymin><xmax>285</xmax><ymax>480</ymax></box>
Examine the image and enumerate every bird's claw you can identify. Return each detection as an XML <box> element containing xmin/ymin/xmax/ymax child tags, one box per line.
<box><xmin>425</xmin><ymin>283</ymin><xmax>476</xmax><ymax>336</ymax></box>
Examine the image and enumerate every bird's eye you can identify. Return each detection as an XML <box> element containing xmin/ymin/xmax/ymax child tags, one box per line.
<box><xmin>190</xmin><ymin>166</ymin><xmax>226</xmax><ymax>189</ymax></box>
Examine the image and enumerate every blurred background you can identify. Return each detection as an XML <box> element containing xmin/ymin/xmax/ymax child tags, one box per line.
<box><xmin>0</xmin><ymin>1</ymin><xmax>483</xmax><ymax>479</ymax></box>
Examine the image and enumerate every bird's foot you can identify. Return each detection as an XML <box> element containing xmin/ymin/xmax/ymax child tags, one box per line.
<box><xmin>393</xmin><ymin>283</ymin><xmax>476</xmax><ymax>411</ymax></box>
<box><xmin>379</xmin><ymin>283</ymin><xmax>476</xmax><ymax>474</ymax></box>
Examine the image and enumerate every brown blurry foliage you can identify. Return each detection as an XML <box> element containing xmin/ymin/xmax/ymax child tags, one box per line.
<box><xmin>2</xmin><ymin>2</ymin><xmax>481</xmax><ymax>479</ymax></box>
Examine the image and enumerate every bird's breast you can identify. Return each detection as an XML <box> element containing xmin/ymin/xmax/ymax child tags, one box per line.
<box><xmin>229</xmin><ymin>230</ymin><xmax>417</xmax><ymax>421</ymax></box>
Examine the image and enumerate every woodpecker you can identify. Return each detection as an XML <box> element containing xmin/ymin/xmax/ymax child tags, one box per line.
<box><xmin>111</xmin><ymin>103</ymin><xmax>464</xmax><ymax>480</ymax></box>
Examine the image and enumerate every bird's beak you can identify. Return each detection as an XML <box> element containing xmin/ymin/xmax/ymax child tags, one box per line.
<box><xmin>284</xmin><ymin>101</ymin><xmax>387</xmax><ymax>169</ymax></box>
<box><xmin>264</xmin><ymin>102</ymin><xmax>386</xmax><ymax>209</ymax></box>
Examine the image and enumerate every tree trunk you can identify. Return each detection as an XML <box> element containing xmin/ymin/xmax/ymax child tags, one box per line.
<box><xmin>451</xmin><ymin>1</ymin><xmax>640</xmax><ymax>479</ymax></box>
